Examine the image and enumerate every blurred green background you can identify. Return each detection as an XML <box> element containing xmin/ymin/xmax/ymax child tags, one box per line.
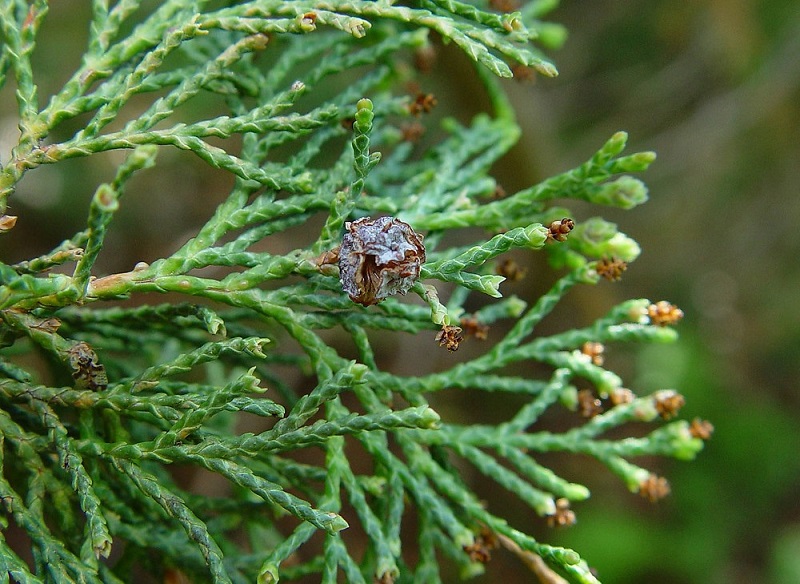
<box><xmin>2</xmin><ymin>1</ymin><xmax>799</xmax><ymax>583</ymax></box>
<box><xmin>498</xmin><ymin>1</ymin><xmax>800</xmax><ymax>582</ymax></box>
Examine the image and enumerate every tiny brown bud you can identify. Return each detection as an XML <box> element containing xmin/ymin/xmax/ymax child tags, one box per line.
<box><xmin>400</xmin><ymin>122</ymin><xmax>425</xmax><ymax>142</ymax></box>
<box><xmin>435</xmin><ymin>325</ymin><xmax>463</xmax><ymax>352</ymax></box>
<box><xmin>163</xmin><ymin>568</ymin><xmax>191</xmax><ymax>584</ymax></box>
<box><xmin>638</xmin><ymin>474</ymin><xmax>670</xmax><ymax>503</ymax></box>
<box><xmin>23</xmin><ymin>6</ymin><xmax>38</xmax><ymax>30</ymax></box>
<box><xmin>510</xmin><ymin>64</ymin><xmax>536</xmax><ymax>82</ymax></box>
<box><xmin>595</xmin><ymin>257</ymin><xmax>628</xmax><ymax>281</ymax></box>
<box><xmin>546</xmin><ymin>498</ymin><xmax>577</xmax><ymax>528</ymax></box>
<box><xmin>489</xmin><ymin>0</ymin><xmax>520</xmax><ymax>12</ymax></box>
<box><xmin>581</xmin><ymin>341</ymin><xmax>605</xmax><ymax>366</ymax></box>
<box><xmin>608</xmin><ymin>387</ymin><xmax>635</xmax><ymax>406</ymax></box>
<box><xmin>339</xmin><ymin>217</ymin><xmax>425</xmax><ymax>306</ymax></box>
<box><xmin>408</xmin><ymin>93</ymin><xmax>437</xmax><ymax>116</ymax></box>
<box><xmin>653</xmin><ymin>389</ymin><xmax>685</xmax><ymax>420</ymax></box>
<box><xmin>546</xmin><ymin>218</ymin><xmax>575</xmax><ymax>243</ymax></box>
<box><xmin>477</xmin><ymin>525</ymin><xmax>499</xmax><ymax>550</ymax></box>
<box><xmin>463</xmin><ymin>540</ymin><xmax>492</xmax><ymax>563</ymax></box>
<box><xmin>413</xmin><ymin>44</ymin><xmax>437</xmax><ymax>73</ymax></box>
<box><xmin>459</xmin><ymin>315</ymin><xmax>489</xmax><ymax>341</ymax></box>
<box><xmin>577</xmin><ymin>389</ymin><xmax>603</xmax><ymax>418</ymax></box>
<box><xmin>0</xmin><ymin>215</ymin><xmax>18</xmax><ymax>232</ymax></box>
<box><xmin>647</xmin><ymin>301</ymin><xmax>684</xmax><ymax>326</ymax></box>
<box><xmin>689</xmin><ymin>418</ymin><xmax>714</xmax><ymax>440</ymax></box>
<box><xmin>315</xmin><ymin>247</ymin><xmax>340</xmax><ymax>267</ymax></box>
<box><xmin>491</xmin><ymin>184</ymin><xmax>507</xmax><ymax>200</ymax></box>
<box><xmin>463</xmin><ymin>528</ymin><xmax>498</xmax><ymax>564</ymax></box>
<box><xmin>495</xmin><ymin>258</ymin><xmax>527</xmax><ymax>281</ymax></box>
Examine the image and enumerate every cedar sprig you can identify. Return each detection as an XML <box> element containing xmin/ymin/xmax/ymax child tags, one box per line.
<box><xmin>0</xmin><ymin>3</ymin><xmax>707</xmax><ymax>583</ymax></box>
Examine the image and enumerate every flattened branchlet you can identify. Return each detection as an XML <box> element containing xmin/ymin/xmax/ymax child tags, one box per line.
<box><xmin>338</xmin><ymin>216</ymin><xmax>426</xmax><ymax>306</ymax></box>
<box><xmin>0</xmin><ymin>2</ymin><xmax>710</xmax><ymax>581</ymax></box>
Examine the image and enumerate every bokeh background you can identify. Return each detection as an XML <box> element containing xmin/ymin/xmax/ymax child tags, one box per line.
<box><xmin>2</xmin><ymin>1</ymin><xmax>799</xmax><ymax>583</ymax></box>
<box><xmin>496</xmin><ymin>1</ymin><xmax>800</xmax><ymax>582</ymax></box>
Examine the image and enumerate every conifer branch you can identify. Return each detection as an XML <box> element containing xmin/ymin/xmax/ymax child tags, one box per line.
<box><xmin>0</xmin><ymin>3</ymin><xmax>709</xmax><ymax>582</ymax></box>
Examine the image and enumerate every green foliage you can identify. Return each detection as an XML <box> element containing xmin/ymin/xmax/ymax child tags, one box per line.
<box><xmin>0</xmin><ymin>2</ymin><xmax>707</xmax><ymax>583</ymax></box>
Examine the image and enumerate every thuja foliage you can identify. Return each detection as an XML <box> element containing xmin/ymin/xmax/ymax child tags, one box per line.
<box><xmin>0</xmin><ymin>2</ymin><xmax>710</xmax><ymax>583</ymax></box>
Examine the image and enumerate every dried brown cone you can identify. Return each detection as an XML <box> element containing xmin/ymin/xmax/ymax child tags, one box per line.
<box><xmin>463</xmin><ymin>527</ymin><xmax>499</xmax><ymax>564</ymax></box>
<box><xmin>546</xmin><ymin>498</ymin><xmax>577</xmax><ymax>528</ymax></box>
<box><xmin>495</xmin><ymin>258</ymin><xmax>527</xmax><ymax>281</ymax></box>
<box><xmin>546</xmin><ymin>218</ymin><xmax>575</xmax><ymax>243</ymax></box>
<box><xmin>408</xmin><ymin>93</ymin><xmax>437</xmax><ymax>116</ymax></box>
<box><xmin>435</xmin><ymin>325</ymin><xmax>463</xmax><ymax>352</ymax></box>
<box><xmin>653</xmin><ymin>389</ymin><xmax>685</xmax><ymax>420</ymax></box>
<box><xmin>689</xmin><ymin>418</ymin><xmax>715</xmax><ymax>440</ymax></box>
<box><xmin>400</xmin><ymin>121</ymin><xmax>425</xmax><ymax>143</ymax></box>
<box><xmin>595</xmin><ymin>257</ymin><xmax>628</xmax><ymax>281</ymax></box>
<box><xmin>581</xmin><ymin>341</ymin><xmax>605</xmax><ymax>366</ymax></box>
<box><xmin>638</xmin><ymin>474</ymin><xmax>671</xmax><ymax>503</ymax></box>
<box><xmin>459</xmin><ymin>315</ymin><xmax>489</xmax><ymax>341</ymax></box>
<box><xmin>608</xmin><ymin>387</ymin><xmax>635</xmax><ymax>406</ymax></box>
<box><xmin>647</xmin><ymin>301</ymin><xmax>684</xmax><ymax>326</ymax></box>
<box><xmin>338</xmin><ymin>217</ymin><xmax>425</xmax><ymax>306</ymax></box>
<box><xmin>577</xmin><ymin>389</ymin><xmax>603</xmax><ymax>418</ymax></box>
